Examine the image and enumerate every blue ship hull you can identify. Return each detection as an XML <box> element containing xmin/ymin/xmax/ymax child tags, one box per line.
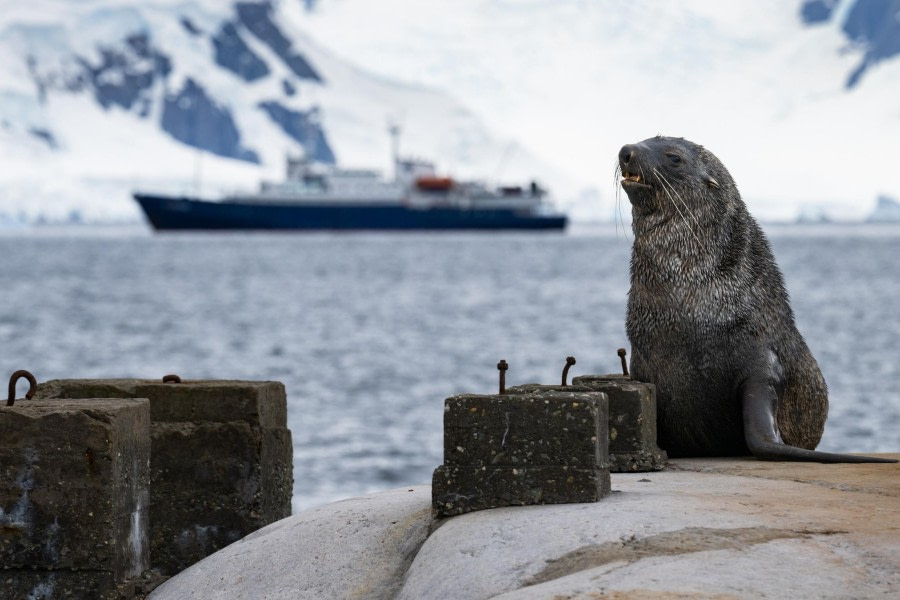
<box><xmin>134</xmin><ymin>194</ymin><xmax>567</xmax><ymax>231</ymax></box>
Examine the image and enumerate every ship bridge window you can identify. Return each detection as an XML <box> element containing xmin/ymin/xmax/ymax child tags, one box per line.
<box><xmin>303</xmin><ymin>175</ymin><xmax>327</xmax><ymax>191</ymax></box>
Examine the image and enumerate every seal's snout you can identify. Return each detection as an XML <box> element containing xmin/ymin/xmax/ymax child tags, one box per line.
<box><xmin>619</xmin><ymin>143</ymin><xmax>650</xmax><ymax>190</ymax></box>
<box><xmin>619</xmin><ymin>144</ymin><xmax>637</xmax><ymax>167</ymax></box>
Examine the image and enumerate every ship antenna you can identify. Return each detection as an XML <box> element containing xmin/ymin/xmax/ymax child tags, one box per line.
<box><xmin>388</xmin><ymin>121</ymin><xmax>401</xmax><ymax>180</ymax></box>
<box><xmin>304</xmin><ymin>107</ymin><xmax>320</xmax><ymax>164</ymax></box>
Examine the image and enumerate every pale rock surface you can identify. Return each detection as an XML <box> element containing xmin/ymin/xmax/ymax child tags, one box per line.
<box><xmin>151</xmin><ymin>457</ymin><xmax>899</xmax><ymax>600</ymax></box>
<box><xmin>148</xmin><ymin>486</ymin><xmax>432</xmax><ymax>600</ymax></box>
<box><xmin>399</xmin><ymin>457</ymin><xmax>900</xmax><ymax>599</ymax></box>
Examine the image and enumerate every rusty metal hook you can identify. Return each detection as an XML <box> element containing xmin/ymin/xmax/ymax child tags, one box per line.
<box><xmin>618</xmin><ymin>348</ymin><xmax>629</xmax><ymax>377</ymax></box>
<box><xmin>497</xmin><ymin>360</ymin><xmax>508</xmax><ymax>395</ymax></box>
<box><xmin>7</xmin><ymin>370</ymin><xmax>37</xmax><ymax>407</ymax></box>
<box><xmin>162</xmin><ymin>374</ymin><xmax>182</xmax><ymax>383</ymax></box>
<box><xmin>561</xmin><ymin>356</ymin><xmax>576</xmax><ymax>386</ymax></box>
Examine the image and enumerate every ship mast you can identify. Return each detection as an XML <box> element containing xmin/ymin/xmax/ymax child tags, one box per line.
<box><xmin>304</xmin><ymin>107</ymin><xmax>320</xmax><ymax>164</ymax></box>
<box><xmin>388</xmin><ymin>122</ymin><xmax>401</xmax><ymax>180</ymax></box>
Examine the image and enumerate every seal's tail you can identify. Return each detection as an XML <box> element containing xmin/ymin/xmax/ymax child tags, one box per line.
<box><xmin>742</xmin><ymin>376</ymin><xmax>898</xmax><ymax>463</ymax></box>
<box><xmin>747</xmin><ymin>440</ymin><xmax>897</xmax><ymax>463</ymax></box>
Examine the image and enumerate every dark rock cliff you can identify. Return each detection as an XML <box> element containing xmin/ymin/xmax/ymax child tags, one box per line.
<box><xmin>162</xmin><ymin>78</ymin><xmax>260</xmax><ymax>163</ymax></box>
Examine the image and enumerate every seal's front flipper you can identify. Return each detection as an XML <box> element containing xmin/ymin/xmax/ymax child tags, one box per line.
<box><xmin>741</xmin><ymin>376</ymin><xmax>897</xmax><ymax>463</ymax></box>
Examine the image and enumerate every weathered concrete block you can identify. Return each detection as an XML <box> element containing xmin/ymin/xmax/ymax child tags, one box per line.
<box><xmin>0</xmin><ymin>398</ymin><xmax>150</xmax><ymax>599</ymax></box>
<box><xmin>571</xmin><ymin>375</ymin><xmax>667</xmax><ymax>472</ymax></box>
<box><xmin>148</xmin><ymin>421</ymin><xmax>292</xmax><ymax>572</ymax></box>
<box><xmin>35</xmin><ymin>379</ymin><xmax>293</xmax><ymax>576</ymax></box>
<box><xmin>3</xmin><ymin>570</ymin><xmax>122</xmax><ymax>600</ymax></box>
<box><xmin>37</xmin><ymin>379</ymin><xmax>287</xmax><ymax>427</ymax></box>
<box><xmin>433</xmin><ymin>465</ymin><xmax>607</xmax><ymax>514</ymax></box>
<box><xmin>433</xmin><ymin>392</ymin><xmax>610</xmax><ymax>517</ymax></box>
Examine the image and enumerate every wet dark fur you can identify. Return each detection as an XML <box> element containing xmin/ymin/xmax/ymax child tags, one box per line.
<box><xmin>620</xmin><ymin>136</ymin><xmax>827</xmax><ymax>457</ymax></box>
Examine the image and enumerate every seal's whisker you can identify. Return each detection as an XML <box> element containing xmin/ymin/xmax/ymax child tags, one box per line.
<box><xmin>654</xmin><ymin>167</ymin><xmax>702</xmax><ymax>232</ymax></box>
<box><xmin>618</xmin><ymin>192</ymin><xmax>629</xmax><ymax>241</ymax></box>
<box><xmin>614</xmin><ymin>161</ymin><xmax>620</xmax><ymax>239</ymax></box>
<box><xmin>653</xmin><ymin>167</ymin><xmax>703</xmax><ymax>247</ymax></box>
<box><xmin>613</xmin><ymin>160</ymin><xmax>628</xmax><ymax>241</ymax></box>
<box><xmin>653</xmin><ymin>167</ymin><xmax>691</xmax><ymax>220</ymax></box>
<box><xmin>615</xmin><ymin>160</ymin><xmax>629</xmax><ymax>241</ymax></box>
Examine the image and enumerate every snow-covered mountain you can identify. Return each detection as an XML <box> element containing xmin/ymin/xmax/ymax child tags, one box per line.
<box><xmin>301</xmin><ymin>0</ymin><xmax>900</xmax><ymax>222</ymax></box>
<box><xmin>1</xmin><ymin>0</ymin><xmax>899</xmax><ymax>223</ymax></box>
<box><xmin>0</xmin><ymin>0</ymin><xmax>565</xmax><ymax>222</ymax></box>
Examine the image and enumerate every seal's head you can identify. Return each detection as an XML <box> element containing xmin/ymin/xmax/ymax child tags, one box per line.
<box><xmin>618</xmin><ymin>136</ymin><xmax>733</xmax><ymax>218</ymax></box>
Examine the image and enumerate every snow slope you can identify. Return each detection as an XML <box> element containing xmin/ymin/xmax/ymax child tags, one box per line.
<box><xmin>0</xmin><ymin>0</ymin><xmax>566</xmax><ymax>222</ymax></box>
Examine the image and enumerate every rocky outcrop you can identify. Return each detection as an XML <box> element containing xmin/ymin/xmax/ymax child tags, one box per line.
<box><xmin>800</xmin><ymin>0</ymin><xmax>838</xmax><ymax>25</ymax></box>
<box><xmin>149</xmin><ymin>456</ymin><xmax>899</xmax><ymax>599</ymax></box>
<box><xmin>148</xmin><ymin>487</ymin><xmax>432</xmax><ymax>599</ymax></box>
<box><xmin>75</xmin><ymin>33</ymin><xmax>172</xmax><ymax>114</ymax></box>
<box><xmin>235</xmin><ymin>2</ymin><xmax>322</xmax><ymax>83</ymax></box>
<box><xmin>212</xmin><ymin>23</ymin><xmax>270</xmax><ymax>82</ymax></box>
<box><xmin>161</xmin><ymin>79</ymin><xmax>260</xmax><ymax>163</ymax></box>
<box><xmin>257</xmin><ymin>101</ymin><xmax>335</xmax><ymax>164</ymax></box>
<box><xmin>841</xmin><ymin>0</ymin><xmax>900</xmax><ymax>88</ymax></box>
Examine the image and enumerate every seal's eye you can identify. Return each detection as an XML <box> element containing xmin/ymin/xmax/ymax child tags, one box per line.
<box><xmin>666</xmin><ymin>153</ymin><xmax>682</xmax><ymax>165</ymax></box>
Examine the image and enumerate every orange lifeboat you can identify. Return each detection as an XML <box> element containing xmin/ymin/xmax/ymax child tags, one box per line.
<box><xmin>415</xmin><ymin>176</ymin><xmax>454</xmax><ymax>191</ymax></box>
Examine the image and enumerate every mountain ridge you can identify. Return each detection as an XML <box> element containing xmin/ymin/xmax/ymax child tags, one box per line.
<box><xmin>0</xmin><ymin>0</ymin><xmax>562</xmax><ymax>222</ymax></box>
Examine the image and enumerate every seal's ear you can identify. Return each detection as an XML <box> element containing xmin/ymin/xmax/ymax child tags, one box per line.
<box><xmin>706</xmin><ymin>177</ymin><xmax>720</xmax><ymax>189</ymax></box>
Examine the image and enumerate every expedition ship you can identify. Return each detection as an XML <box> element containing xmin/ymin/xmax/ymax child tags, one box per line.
<box><xmin>134</xmin><ymin>155</ymin><xmax>567</xmax><ymax>231</ymax></box>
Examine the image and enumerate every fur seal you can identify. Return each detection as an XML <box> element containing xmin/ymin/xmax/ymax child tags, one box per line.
<box><xmin>618</xmin><ymin>135</ymin><xmax>895</xmax><ymax>463</ymax></box>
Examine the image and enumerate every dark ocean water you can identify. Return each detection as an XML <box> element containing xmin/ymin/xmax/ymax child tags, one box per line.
<box><xmin>1</xmin><ymin>223</ymin><xmax>898</xmax><ymax>511</ymax></box>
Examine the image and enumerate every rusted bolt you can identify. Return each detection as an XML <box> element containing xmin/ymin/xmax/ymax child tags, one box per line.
<box><xmin>561</xmin><ymin>356</ymin><xmax>576</xmax><ymax>386</ymax></box>
<box><xmin>7</xmin><ymin>370</ymin><xmax>37</xmax><ymax>407</ymax></box>
<box><xmin>162</xmin><ymin>374</ymin><xmax>182</xmax><ymax>384</ymax></box>
<box><xmin>497</xmin><ymin>360</ymin><xmax>508</xmax><ymax>395</ymax></box>
<box><xmin>618</xmin><ymin>348</ymin><xmax>629</xmax><ymax>377</ymax></box>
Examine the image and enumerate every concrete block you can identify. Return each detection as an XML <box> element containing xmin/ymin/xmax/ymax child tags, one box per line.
<box><xmin>572</xmin><ymin>375</ymin><xmax>667</xmax><ymax>472</ymax></box>
<box><xmin>3</xmin><ymin>570</ymin><xmax>122</xmax><ymax>600</ymax></box>
<box><xmin>148</xmin><ymin>421</ymin><xmax>292</xmax><ymax>572</ymax></box>
<box><xmin>433</xmin><ymin>392</ymin><xmax>609</xmax><ymax>517</ymax></box>
<box><xmin>0</xmin><ymin>398</ymin><xmax>150</xmax><ymax>599</ymax></box>
<box><xmin>433</xmin><ymin>465</ymin><xmax>608</xmax><ymax>515</ymax></box>
<box><xmin>35</xmin><ymin>379</ymin><xmax>293</xmax><ymax>576</ymax></box>
<box><xmin>38</xmin><ymin>379</ymin><xmax>286</xmax><ymax>426</ymax></box>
